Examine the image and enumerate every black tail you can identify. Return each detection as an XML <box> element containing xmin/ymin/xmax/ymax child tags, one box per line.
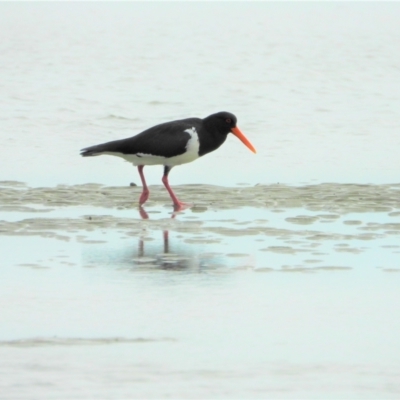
<box><xmin>80</xmin><ymin>145</ymin><xmax>104</xmax><ymax>157</ymax></box>
<box><xmin>80</xmin><ymin>139</ymin><xmax>123</xmax><ymax>157</ymax></box>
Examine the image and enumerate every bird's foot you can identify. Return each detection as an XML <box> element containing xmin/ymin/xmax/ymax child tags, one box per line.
<box><xmin>173</xmin><ymin>201</ymin><xmax>193</xmax><ymax>212</ymax></box>
<box><xmin>139</xmin><ymin>189</ymin><xmax>150</xmax><ymax>205</ymax></box>
<box><xmin>138</xmin><ymin>206</ymin><xmax>149</xmax><ymax>220</ymax></box>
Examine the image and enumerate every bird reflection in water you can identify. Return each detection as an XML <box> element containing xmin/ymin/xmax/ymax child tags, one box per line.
<box><xmin>135</xmin><ymin>205</ymin><xmax>198</xmax><ymax>271</ymax></box>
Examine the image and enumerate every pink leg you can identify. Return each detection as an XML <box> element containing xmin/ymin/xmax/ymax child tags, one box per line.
<box><xmin>162</xmin><ymin>166</ymin><xmax>187</xmax><ymax>210</ymax></box>
<box><xmin>137</xmin><ymin>165</ymin><xmax>150</xmax><ymax>205</ymax></box>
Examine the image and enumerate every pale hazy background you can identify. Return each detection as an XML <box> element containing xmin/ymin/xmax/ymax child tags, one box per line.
<box><xmin>1</xmin><ymin>2</ymin><xmax>399</xmax><ymax>187</ymax></box>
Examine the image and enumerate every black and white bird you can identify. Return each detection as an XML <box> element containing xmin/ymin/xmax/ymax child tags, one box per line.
<box><xmin>80</xmin><ymin>111</ymin><xmax>256</xmax><ymax>210</ymax></box>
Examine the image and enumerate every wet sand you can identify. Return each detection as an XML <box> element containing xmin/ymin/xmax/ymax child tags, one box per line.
<box><xmin>1</xmin><ymin>181</ymin><xmax>400</xmax><ymax>271</ymax></box>
<box><xmin>2</xmin><ymin>180</ymin><xmax>400</xmax><ymax>212</ymax></box>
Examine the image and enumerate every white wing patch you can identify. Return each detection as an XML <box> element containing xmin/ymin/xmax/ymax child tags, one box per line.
<box><xmin>184</xmin><ymin>126</ymin><xmax>199</xmax><ymax>151</ymax></box>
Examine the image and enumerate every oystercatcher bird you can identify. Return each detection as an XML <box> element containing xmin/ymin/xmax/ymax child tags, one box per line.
<box><xmin>80</xmin><ymin>111</ymin><xmax>256</xmax><ymax>210</ymax></box>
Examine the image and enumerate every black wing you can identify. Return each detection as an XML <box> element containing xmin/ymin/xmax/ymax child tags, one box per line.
<box><xmin>80</xmin><ymin>118</ymin><xmax>201</xmax><ymax>158</ymax></box>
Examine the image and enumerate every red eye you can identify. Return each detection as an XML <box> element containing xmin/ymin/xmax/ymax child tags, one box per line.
<box><xmin>226</xmin><ymin>118</ymin><xmax>231</xmax><ymax>124</ymax></box>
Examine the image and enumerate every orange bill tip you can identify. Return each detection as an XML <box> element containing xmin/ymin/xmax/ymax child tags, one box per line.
<box><xmin>231</xmin><ymin>126</ymin><xmax>257</xmax><ymax>154</ymax></box>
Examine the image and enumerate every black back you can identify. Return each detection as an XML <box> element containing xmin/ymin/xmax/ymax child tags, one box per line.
<box><xmin>81</xmin><ymin>118</ymin><xmax>202</xmax><ymax>158</ymax></box>
<box><xmin>80</xmin><ymin>112</ymin><xmax>238</xmax><ymax>159</ymax></box>
<box><xmin>116</xmin><ymin>118</ymin><xmax>203</xmax><ymax>157</ymax></box>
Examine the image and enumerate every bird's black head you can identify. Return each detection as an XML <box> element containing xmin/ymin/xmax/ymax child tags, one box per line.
<box><xmin>199</xmin><ymin>111</ymin><xmax>256</xmax><ymax>156</ymax></box>
<box><xmin>203</xmin><ymin>111</ymin><xmax>238</xmax><ymax>135</ymax></box>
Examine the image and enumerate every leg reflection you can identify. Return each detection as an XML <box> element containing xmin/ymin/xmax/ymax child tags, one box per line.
<box><xmin>163</xmin><ymin>230</ymin><xmax>169</xmax><ymax>254</ymax></box>
<box><xmin>135</xmin><ymin>206</ymin><xmax>202</xmax><ymax>271</ymax></box>
<box><xmin>135</xmin><ymin>228</ymin><xmax>199</xmax><ymax>271</ymax></box>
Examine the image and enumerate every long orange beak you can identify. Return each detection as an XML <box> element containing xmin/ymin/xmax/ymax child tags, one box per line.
<box><xmin>231</xmin><ymin>126</ymin><xmax>256</xmax><ymax>153</ymax></box>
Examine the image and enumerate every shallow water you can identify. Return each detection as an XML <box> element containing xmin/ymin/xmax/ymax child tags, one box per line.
<box><xmin>1</xmin><ymin>2</ymin><xmax>400</xmax><ymax>399</ymax></box>
<box><xmin>1</xmin><ymin>182</ymin><xmax>400</xmax><ymax>399</ymax></box>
